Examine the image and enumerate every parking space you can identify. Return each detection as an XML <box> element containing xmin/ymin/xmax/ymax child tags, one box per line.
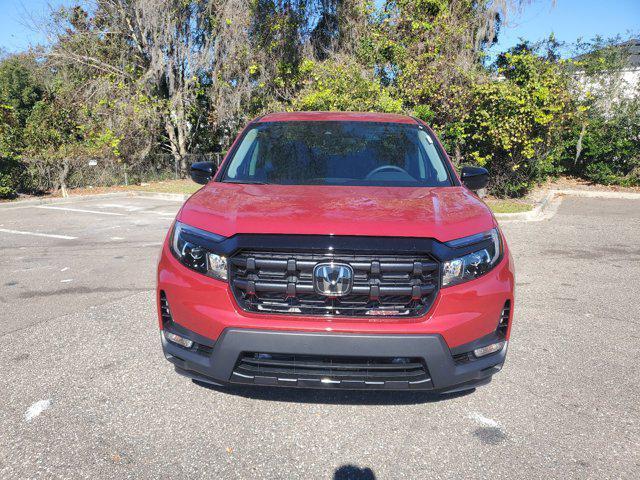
<box><xmin>0</xmin><ymin>194</ymin><xmax>639</xmax><ymax>479</ymax></box>
<box><xmin>0</xmin><ymin>195</ymin><xmax>180</xmax><ymax>334</ymax></box>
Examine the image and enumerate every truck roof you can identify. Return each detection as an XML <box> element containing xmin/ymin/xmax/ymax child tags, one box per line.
<box><xmin>257</xmin><ymin>111</ymin><xmax>419</xmax><ymax>124</ymax></box>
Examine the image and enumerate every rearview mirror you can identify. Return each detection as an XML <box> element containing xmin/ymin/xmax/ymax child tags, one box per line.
<box><xmin>461</xmin><ymin>166</ymin><xmax>489</xmax><ymax>191</ymax></box>
<box><xmin>190</xmin><ymin>161</ymin><xmax>216</xmax><ymax>185</ymax></box>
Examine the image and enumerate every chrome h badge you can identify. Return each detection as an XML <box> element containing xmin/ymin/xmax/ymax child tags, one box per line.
<box><xmin>313</xmin><ymin>263</ymin><xmax>354</xmax><ymax>297</ymax></box>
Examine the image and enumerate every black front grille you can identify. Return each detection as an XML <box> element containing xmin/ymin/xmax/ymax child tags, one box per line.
<box><xmin>229</xmin><ymin>250</ymin><xmax>440</xmax><ymax>317</ymax></box>
<box><xmin>497</xmin><ymin>300</ymin><xmax>511</xmax><ymax>337</ymax></box>
<box><xmin>232</xmin><ymin>353</ymin><xmax>432</xmax><ymax>388</ymax></box>
<box><xmin>452</xmin><ymin>351</ymin><xmax>474</xmax><ymax>365</ymax></box>
<box><xmin>160</xmin><ymin>291</ymin><xmax>172</xmax><ymax>324</ymax></box>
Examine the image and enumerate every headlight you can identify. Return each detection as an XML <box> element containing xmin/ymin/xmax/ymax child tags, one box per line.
<box><xmin>442</xmin><ymin>228</ymin><xmax>502</xmax><ymax>287</ymax></box>
<box><xmin>170</xmin><ymin>221</ymin><xmax>228</xmax><ymax>281</ymax></box>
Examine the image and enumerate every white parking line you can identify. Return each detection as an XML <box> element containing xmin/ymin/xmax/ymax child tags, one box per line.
<box><xmin>36</xmin><ymin>205</ymin><xmax>125</xmax><ymax>216</ymax></box>
<box><xmin>97</xmin><ymin>203</ymin><xmax>144</xmax><ymax>212</ymax></box>
<box><xmin>468</xmin><ymin>412</ymin><xmax>500</xmax><ymax>428</ymax></box>
<box><xmin>137</xmin><ymin>210</ymin><xmax>177</xmax><ymax>217</ymax></box>
<box><xmin>131</xmin><ymin>195</ymin><xmax>186</xmax><ymax>202</ymax></box>
<box><xmin>24</xmin><ymin>399</ymin><xmax>52</xmax><ymax>422</ymax></box>
<box><xmin>0</xmin><ymin>228</ymin><xmax>77</xmax><ymax>240</ymax></box>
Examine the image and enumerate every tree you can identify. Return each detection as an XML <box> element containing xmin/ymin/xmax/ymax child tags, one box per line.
<box><xmin>562</xmin><ymin>36</ymin><xmax>640</xmax><ymax>184</ymax></box>
<box><xmin>292</xmin><ymin>58</ymin><xmax>403</xmax><ymax>112</ymax></box>
<box><xmin>21</xmin><ymin>99</ymin><xmax>83</xmax><ymax>196</ymax></box>
<box><xmin>46</xmin><ymin>1</ymin><xmax>260</xmax><ymax>174</ymax></box>
<box><xmin>462</xmin><ymin>43</ymin><xmax>573</xmax><ymax>196</ymax></box>
<box><xmin>0</xmin><ymin>105</ymin><xmax>23</xmax><ymax>198</ymax></box>
<box><xmin>369</xmin><ymin>0</ymin><xmax>530</xmax><ymax>163</ymax></box>
<box><xmin>0</xmin><ymin>55</ymin><xmax>42</xmax><ymax>127</ymax></box>
<box><xmin>0</xmin><ymin>56</ymin><xmax>44</xmax><ymax>198</ymax></box>
<box><xmin>249</xmin><ymin>0</ymin><xmax>370</xmax><ymax>108</ymax></box>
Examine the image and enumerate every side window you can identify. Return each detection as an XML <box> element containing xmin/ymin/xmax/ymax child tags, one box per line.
<box><xmin>248</xmin><ymin>137</ymin><xmax>261</xmax><ymax>176</ymax></box>
<box><xmin>227</xmin><ymin>128</ymin><xmax>258</xmax><ymax>179</ymax></box>
<box><xmin>417</xmin><ymin>146</ymin><xmax>426</xmax><ymax>179</ymax></box>
<box><xmin>418</xmin><ymin>130</ymin><xmax>448</xmax><ymax>183</ymax></box>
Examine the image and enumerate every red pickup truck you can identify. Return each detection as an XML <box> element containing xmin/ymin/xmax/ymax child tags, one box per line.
<box><xmin>157</xmin><ymin>111</ymin><xmax>514</xmax><ymax>394</ymax></box>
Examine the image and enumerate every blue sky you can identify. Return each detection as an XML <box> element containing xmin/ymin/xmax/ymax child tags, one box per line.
<box><xmin>489</xmin><ymin>0</ymin><xmax>639</xmax><ymax>57</ymax></box>
<box><xmin>0</xmin><ymin>0</ymin><xmax>65</xmax><ymax>53</ymax></box>
<box><xmin>0</xmin><ymin>0</ymin><xmax>638</xmax><ymax>55</ymax></box>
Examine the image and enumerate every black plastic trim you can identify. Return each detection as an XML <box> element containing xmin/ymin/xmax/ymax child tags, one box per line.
<box><xmin>200</xmin><ymin>233</ymin><xmax>493</xmax><ymax>263</ymax></box>
<box><xmin>163</xmin><ymin>321</ymin><xmax>217</xmax><ymax>350</ymax></box>
<box><xmin>449</xmin><ymin>330</ymin><xmax>505</xmax><ymax>357</ymax></box>
<box><xmin>161</xmin><ymin>328</ymin><xmax>507</xmax><ymax>391</ymax></box>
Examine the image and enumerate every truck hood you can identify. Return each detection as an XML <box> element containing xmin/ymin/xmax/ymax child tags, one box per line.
<box><xmin>178</xmin><ymin>183</ymin><xmax>495</xmax><ymax>243</ymax></box>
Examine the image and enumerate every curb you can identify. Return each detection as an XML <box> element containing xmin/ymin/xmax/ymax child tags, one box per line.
<box><xmin>493</xmin><ymin>190</ymin><xmax>555</xmax><ymax>222</ymax></box>
<box><xmin>493</xmin><ymin>187</ymin><xmax>640</xmax><ymax>222</ymax></box>
<box><xmin>551</xmin><ymin>188</ymin><xmax>640</xmax><ymax>200</ymax></box>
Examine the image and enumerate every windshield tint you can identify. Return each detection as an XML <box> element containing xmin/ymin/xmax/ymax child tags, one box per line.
<box><xmin>221</xmin><ymin>121</ymin><xmax>452</xmax><ymax>187</ymax></box>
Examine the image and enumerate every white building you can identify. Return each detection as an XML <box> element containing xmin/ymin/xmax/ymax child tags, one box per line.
<box><xmin>572</xmin><ymin>39</ymin><xmax>640</xmax><ymax>107</ymax></box>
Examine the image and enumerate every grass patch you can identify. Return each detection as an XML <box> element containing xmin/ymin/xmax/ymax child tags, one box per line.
<box><xmin>485</xmin><ymin>199</ymin><xmax>534</xmax><ymax>214</ymax></box>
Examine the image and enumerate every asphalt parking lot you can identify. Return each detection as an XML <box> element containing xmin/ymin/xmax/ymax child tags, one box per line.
<box><xmin>1</xmin><ymin>193</ymin><xmax>639</xmax><ymax>479</ymax></box>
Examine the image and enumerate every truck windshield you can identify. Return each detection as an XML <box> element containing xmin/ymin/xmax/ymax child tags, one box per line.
<box><xmin>221</xmin><ymin>121</ymin><xmax>452</xmax><ymax>187</ymax></box>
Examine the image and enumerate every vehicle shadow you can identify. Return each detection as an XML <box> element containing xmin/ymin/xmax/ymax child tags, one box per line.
<box><xmin>192</xmin><ymin>380</ymin><xmax>473</xmax><ymax>405</ymax></box>
<box><xmin>334</xmin><ymin>464</ymin><xmax>376</xmax><ymax>480</ymax></box>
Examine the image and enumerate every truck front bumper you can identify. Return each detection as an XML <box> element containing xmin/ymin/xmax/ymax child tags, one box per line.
<box><xmin>161</xmin><ymin>328</ymin><xmax>507</xmax><ymax>393</ymax></box>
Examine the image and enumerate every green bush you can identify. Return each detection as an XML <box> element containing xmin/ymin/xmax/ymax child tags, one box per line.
<box><xmin>0</xmin><ymin>157</ymin><xmax>22</xmax><ymax>198</ymax></box>
<box><xmin>585</xmin><ymin>162</ymin><xmax>620</xmax><ymax>185</ymax></box>
<box><xmin>584</xmin><ymin>163</ymin><xmax>640</xmax><ymax>187</ymax></box>
<box><xmin>570</xmin><ymin>100</ymin><xmax>640</xmax><ymax>185</ymax></box>
<box><xmin>292</xmin><ymin>60</ymin><xmax>403</xmax><ymax>113</ymax></box>
<box><xmin>459</xmin><ymin>46</ymin><xmax>572</xmax><ymax>196</ymax></box>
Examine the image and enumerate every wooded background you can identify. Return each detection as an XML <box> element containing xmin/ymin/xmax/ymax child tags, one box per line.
<box><xmin>1</xmin><ymin>0</ymin><xmax>638</xmax><ymax>198</ymax></box>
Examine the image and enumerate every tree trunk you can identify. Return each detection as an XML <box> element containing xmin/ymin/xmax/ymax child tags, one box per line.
<box><xmin>453</xmin><ymin>145</ymin><xmax>462</xmax><ymax>166</ymax></box>
<box><xmin>59</xmin><ymin>158</ymin><xmax>70</xmax><ymax>198</ymax></box>
<box><xmin>164</xmin><ymin>109</ymin><xmax>190</xmax><ymax>178</ymax></box>
<box><xmin>574</xmin><ymin>122</ymin><xmax>587</xmax><ymax>169</ymax></box>
<box><xmin>164</xmin><ymin>117</ymin><xmax>186</xmax><ymax>178</ymax></box>
<box><xmin>176</xmin><ymin>123</ymin><xmax>189</xmax><ymax>175</ymax></box>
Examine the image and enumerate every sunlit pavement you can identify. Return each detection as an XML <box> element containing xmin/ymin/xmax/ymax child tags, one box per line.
<box><xmin>0</xmin><ymin>194</ymin><xmax>638</xmax><ymax>479</ymax></box>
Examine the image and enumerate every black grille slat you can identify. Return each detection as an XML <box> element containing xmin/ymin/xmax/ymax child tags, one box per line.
<box><xmin>240</xmin><ymin>357</ymin><xmax>425</xmax><ymax>371</ymax></box>
<box><xmin>230</xmin><ymin>249</ymin><xmax>439</xmax><ymax>318</ymax></box>
<box><xmin>234</xmin><ymin>353</ymin><xmax>431</xmax><ymax>384</ymax></box>
<box><xmin>233</xmin><ymin>279</ymin><xmax>435</xmax><ymax>297</ymax></box>
<box><xmin>236</xmin><ymin>365</ymin><xmax>427</xmax><ymax>380</ymax></box>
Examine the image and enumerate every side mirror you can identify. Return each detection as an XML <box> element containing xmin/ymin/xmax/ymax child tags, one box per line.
<box><xmin>460</xmin><ymin>166</ymin><xmax>489</xmax><ymax>191</ymax></box>
<box><xmin>190</xmin><ymin>161</ymin><xmax>216</xmax><ymax>185</ymax></box>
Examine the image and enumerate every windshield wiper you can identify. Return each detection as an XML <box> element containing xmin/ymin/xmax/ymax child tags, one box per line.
<box><xmin>223</xmin><ymin>180</ymin><xmax>268</xmax><ymax>185</ymax></box>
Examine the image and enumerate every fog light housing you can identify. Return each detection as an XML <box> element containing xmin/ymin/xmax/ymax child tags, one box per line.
<box><xmin>473</xmin><ymin>341</ymin><xmax>505</xmax><ymax>358</ymax></box>
<box><xmin>164</xmin><ymin>331</ymin><xmax>194</xmax><ymax>348</ymax></box>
